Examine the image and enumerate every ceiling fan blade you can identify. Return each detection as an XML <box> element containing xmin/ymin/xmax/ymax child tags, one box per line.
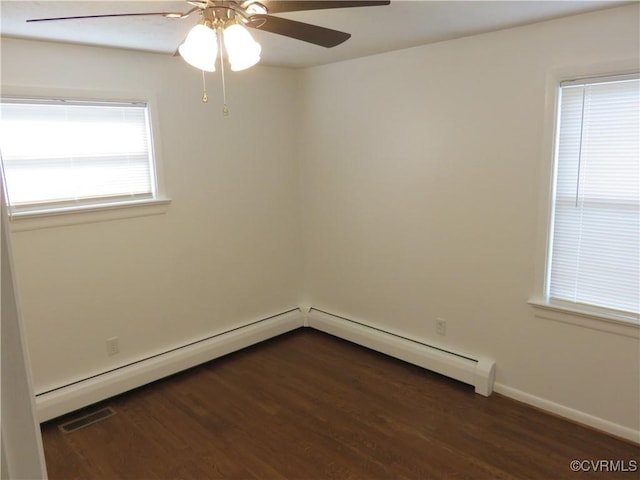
<box><xmin>247</xmin><ymin>14</ymin><xmax>350</xmax><ymax>48</ymax></box>
<box><xmin>26</xmin><ymin>8</ymin><xmax>198</xmax><ymax>23</ymax></box>
<box><xmin>263</xmin><ymin>1</ymin><xmax>390</xmax><ymax>14</ymax></box>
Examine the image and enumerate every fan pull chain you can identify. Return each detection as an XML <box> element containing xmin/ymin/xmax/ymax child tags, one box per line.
<box><xmin>201</xmin><ymin>70</ymin><xmax>209</xmax><ymax>103</ymax></box>
<box><xmin>220</xmin><ymin>58</ymin><xmax>229</xmax><ymax>116</ymax></box>
<box><xmin>217</xmin><ymin>26</ymin><xmax>229</xmax><ymax>116</ymax></box>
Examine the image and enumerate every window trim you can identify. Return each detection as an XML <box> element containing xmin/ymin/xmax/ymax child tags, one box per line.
<box><xmin>0</xmin><ymin>86</ymin><xmax>170</xmax><ymax>228</ymax></box>
<box><xmin>529</xmin><ymin>62</ymin><xmax>640</xmax><ymax>334</ymax></box>
<box><xmin>529</xmin><ymin>298</ymin><xmax>639</xmax><ymax>339</ymax></box>
<box><xmin>9</xmin><ymin>198</ymin><xmax>171</xmax><ymax>232</ymax></box>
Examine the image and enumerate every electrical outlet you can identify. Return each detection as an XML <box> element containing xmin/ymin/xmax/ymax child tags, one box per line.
<box><xmin>436</xmin><ymin>318</ymin><xmax>447</xmax><ymax>336</ymax></box>
<box><xmin>106</xmin><ymin>337</ymin><xmax>119</xmax><ymax>356</ymax></box>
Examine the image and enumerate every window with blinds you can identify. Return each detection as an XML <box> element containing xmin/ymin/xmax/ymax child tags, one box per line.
<box><xmin>0</xmin><ymin>98</ymin><xmax>157</xmax><ymax>215</ymax></box>
<box><xmin>547</xmin><ymin>73</ymin><xmax>639</xmax><ymax>319</ymax></box>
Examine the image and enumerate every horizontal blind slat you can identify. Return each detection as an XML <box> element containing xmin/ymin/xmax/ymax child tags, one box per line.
<box><xmin>0</xmin><ymin>99</ymin><xmax>156</xmax><ymax>211</ymax></box>
<box><xmin>548</xmin><ymin>75</ymin><xmax>640</xmax><ymax>316</ymax></box>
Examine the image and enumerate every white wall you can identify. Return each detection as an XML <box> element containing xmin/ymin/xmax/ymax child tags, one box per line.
<box><xmin>1</xmin><ymin>38</ymin><xmax>303</xmax><ymax>394</ymax></box>
<box><xmin>299</xmin><ymin>5</ymin><xmax>640</xmax><ymax>437</ymax></box>
<box><xmin>2</xmin><ymin>3</ymin><xmax>639</xmax><ymax>444</ymax></box>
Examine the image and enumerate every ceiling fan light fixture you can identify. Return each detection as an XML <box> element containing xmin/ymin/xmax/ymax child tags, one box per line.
<box><xmin>179</xmin><ymin>23</ymin><xmax>218</xmax><ymax>72</ymax></box>
<box><xmin>223</xmin><ymin>23</ymin><xmax>261</xmax><ymax>71</ymax></box>
<box><xmin>23</xmin><ymin>0</ymin><xmax>391</xmax><ymax>113</ymax></box>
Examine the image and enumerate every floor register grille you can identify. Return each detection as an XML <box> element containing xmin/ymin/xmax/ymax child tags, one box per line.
<box><xmin>58</xmin><ymin>407</ymin><xmax>116</xmax><ymax>434</ymax></box>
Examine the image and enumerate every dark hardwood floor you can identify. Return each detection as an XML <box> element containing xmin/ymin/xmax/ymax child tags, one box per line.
<box><xmin>41</xmin><ymin>329</ymin><xmax>639</xmax><ymax>479</ymax></box>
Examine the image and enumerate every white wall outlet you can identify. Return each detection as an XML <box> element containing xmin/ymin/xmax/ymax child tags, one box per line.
<box><xmin>106</xmin><ymin>337</ymin><xmax>119</xmax><ymax>356</ymax></box>
<box><xmin>436</xmin><ymin>318</ymin><xmax>447</xmax><ymax>336</ymax></box>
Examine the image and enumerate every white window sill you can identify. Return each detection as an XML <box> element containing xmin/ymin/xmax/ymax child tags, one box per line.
<box><xmin>529</xmin><ymin>298</ymin><xmax>639</xmax><ymax>339</ymax></box>
<box><xmin>9</xmin><ymin>198</ymin><xmax>171</xmax><ymax>231</ymax></box>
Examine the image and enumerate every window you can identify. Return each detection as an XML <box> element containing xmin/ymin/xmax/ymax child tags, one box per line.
<box><xmin>546</xmin><ymin>73</ymin><xmax>639</xmax><ymax>321</ymax></box>
<box><xmin>0</xmin><ymin>98</ymin><xmax>160</xmax><ymax>217</ymax></box>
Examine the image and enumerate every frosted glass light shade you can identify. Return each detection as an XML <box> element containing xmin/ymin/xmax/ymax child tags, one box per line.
<box><xmin>223</xmin><ymin>24</ymin><xmax>261</xmax><ymax>71</ymax></box>
<box><xmin>179</xmin><ymin>24</ymin><xmax>218</xmax><ymax>72</ymax></box>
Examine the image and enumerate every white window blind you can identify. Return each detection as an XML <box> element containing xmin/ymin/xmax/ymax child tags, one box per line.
<box><xmin>0</xmin><ymin>98</ymin><xmax>157</xmax><ymax>215</ymax></box>
<box><xmin>547</xmin><ymin>73</ymin><xmax>639</xmax><ymax>317</ymax></box>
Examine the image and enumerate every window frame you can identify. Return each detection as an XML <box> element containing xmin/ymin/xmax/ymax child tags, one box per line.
<box><xmin>529</xmin><ymin>65</ymin><xmax>639</xmax><ymax>337</ymax></box>
<box><xmin>0</xmin><ymin>86</ymin><xmax>170</xmax><ymax>230</ymax></box>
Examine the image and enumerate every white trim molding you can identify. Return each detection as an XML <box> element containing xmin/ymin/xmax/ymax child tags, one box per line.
<box><xmin>529</xmin><ymin>299</ymin><xmax>639</xmax><ymax>339</ymax></box>
<box><xmin>494</xmin><ymin>383</ymin><xmax>640</xmax><ymax>444</ymax></box>
<box><xmin>10</xmin><ymin>198</ymin><xmax>171</xmax><ymax>232</ymax></box>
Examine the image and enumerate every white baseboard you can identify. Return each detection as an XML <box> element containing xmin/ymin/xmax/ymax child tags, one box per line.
<box><xmin>36</xmin><ymin>308</ymin><xmax>304</xmax><ymax>422</ymax></box>
<box><xmin>35</xmin><ymin>306</ymin><xmax>638</xmax><ymax>445</ymax></box>
<box><xmin>307</xmin><ymin>308</ymin><xmax>639</xmax><ymax>443</ymax></box>
<box><xmin>307</xmin><ymin>308</ymin><xmax>495</xmax><ymax>396</ymax></box>
<box><xmin>494</xmin><ymin>383</ymin><xmax>640</xmax><ymax>444</ymax></box>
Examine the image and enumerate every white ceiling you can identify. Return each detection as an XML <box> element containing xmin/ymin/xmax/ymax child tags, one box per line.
<box><xmin>0</xmin><ymin>0</ymin><xmax>631</xmax><ymax>68</ymax></box>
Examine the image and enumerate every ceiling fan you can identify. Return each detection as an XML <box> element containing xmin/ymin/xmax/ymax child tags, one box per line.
<box><xmin>26</xmin><ymin>1</ymin><xmax>390</xmax><ymax>113</ymax></box>
<box><xmin>26</xmin><ymin>1</ymin><xmax>390</xmax><ymax>49</ymax></box>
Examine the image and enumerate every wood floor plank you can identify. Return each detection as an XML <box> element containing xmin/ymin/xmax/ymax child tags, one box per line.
<box><xmin>41</xmin><ymin>329</ymin><xmax>639</xmax><ymax>479</ymax></box>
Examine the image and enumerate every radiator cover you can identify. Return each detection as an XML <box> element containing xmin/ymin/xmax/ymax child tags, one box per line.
<box><xmin>307</xmin><ymin>308</ymin><xmax>495</xmax><ymax>396</ymax></box>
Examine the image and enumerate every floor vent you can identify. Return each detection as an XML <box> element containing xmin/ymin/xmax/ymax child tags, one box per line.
<box><xmin>58</xmin><ymin>407</ymin><xmax>116</xmax><ymax>434</ymax></box>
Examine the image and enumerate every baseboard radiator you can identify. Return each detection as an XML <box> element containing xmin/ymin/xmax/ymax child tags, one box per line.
<box><xmin>307</xmin><ymin>308</ymin><xmax>496</xmax><ymax>396</ymax></box>
<box><xmin>35</xmin><ymin>308</ymin><xmax>304</xmax><ymax>422</ymax></box>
